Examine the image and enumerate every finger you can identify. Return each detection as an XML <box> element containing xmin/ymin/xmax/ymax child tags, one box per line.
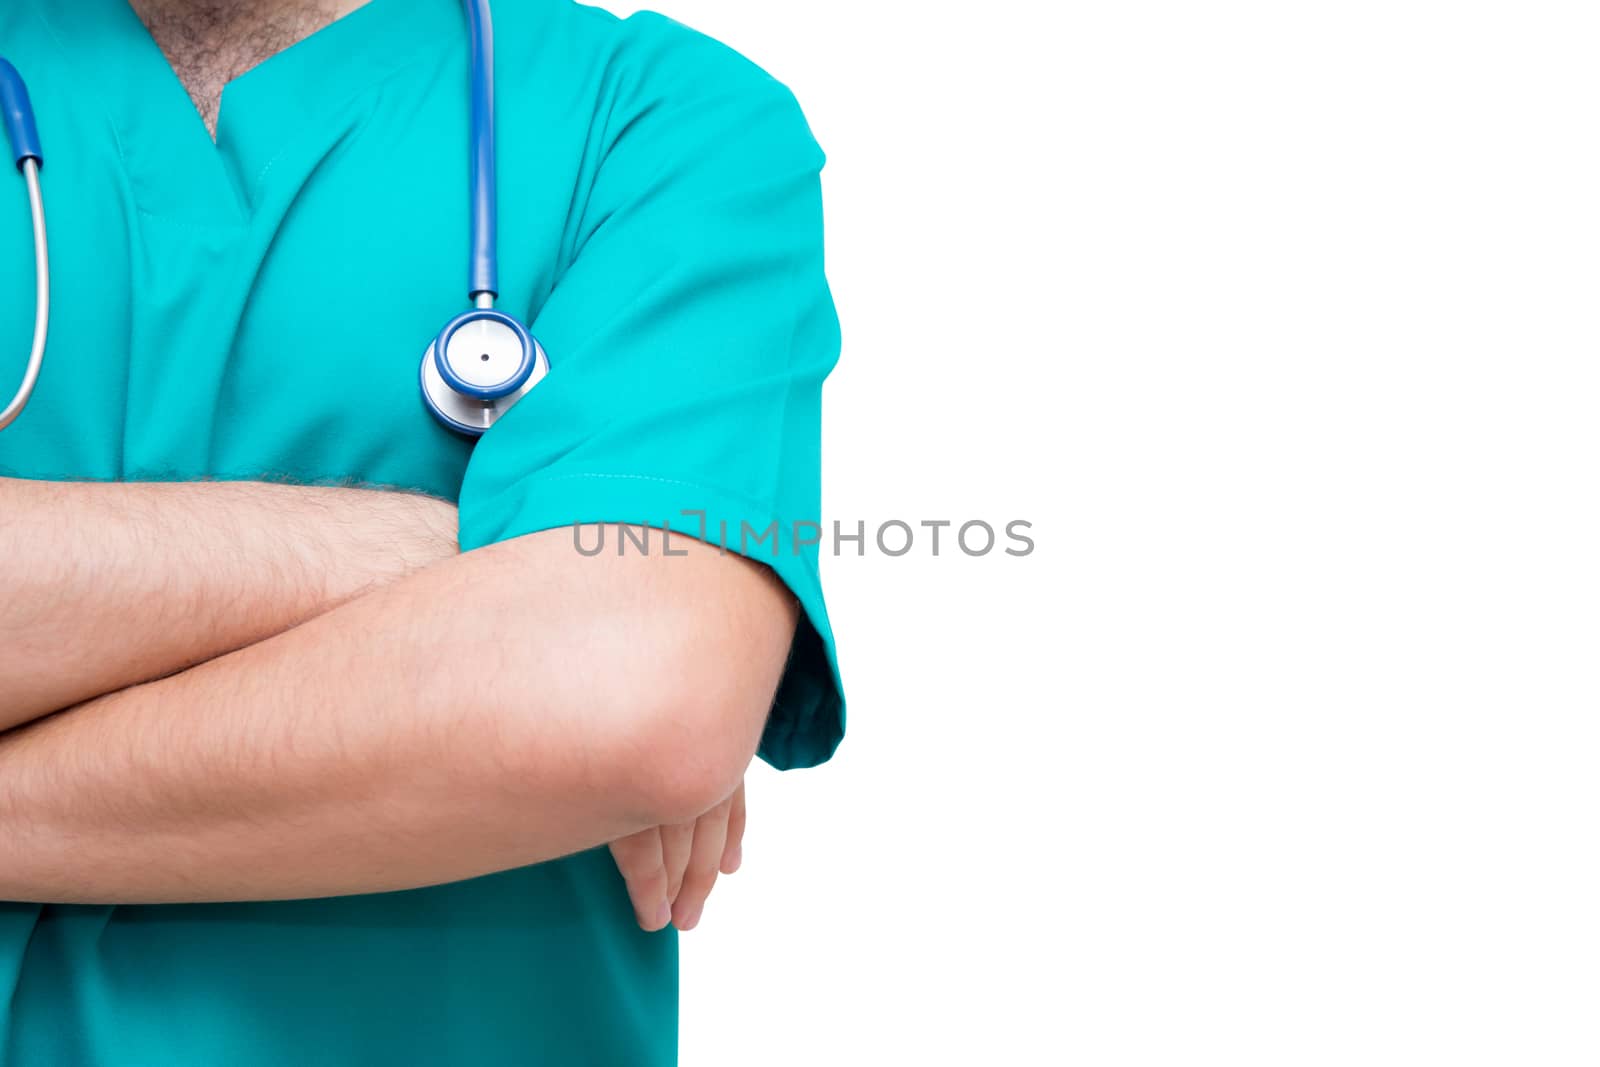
<box><xmin>660</xmin><ymin>819</ymin><xmax>696</xmax><ymax>901</ymax></box>
<box><xmin>673</xmin><ymin>796</ymin><xmax>732</xmax><ymax>932</ymax></box>
<box><xmin>721</xmin><ymin>781</ymin><xmax>746</xmax><ymax>875</ymax></box>
<box><xmin>609</xmin><ymin>829</ymin><xmax>672</xmax><ymax>932</ymax></box>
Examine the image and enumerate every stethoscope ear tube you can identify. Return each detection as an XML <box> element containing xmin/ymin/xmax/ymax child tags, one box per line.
<box><xmin>0</xmin><ymin>156</ymin><xmax>48</xmax><ymax>432</ymax></box>
<box><xmin>0</xmin><ymin>57</ymin><xmax>46</xmax><ymax>432</ymax></box>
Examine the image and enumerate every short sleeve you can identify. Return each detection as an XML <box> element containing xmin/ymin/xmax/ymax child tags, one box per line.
<box><xmin>455</xmin><ymin>18</ymin><xmax>844</xmax><ymax>770</ymax></box>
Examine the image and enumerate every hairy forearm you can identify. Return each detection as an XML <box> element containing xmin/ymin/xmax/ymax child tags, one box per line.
<box><xmin>0</xmin><ymin>530</ymin><xmax>792</xmax><ymax>904</ymax></box>
<box><xmin>0</xmin><ymin>477</ymin><xmax>458</xmax><ymax>729</ymax></box>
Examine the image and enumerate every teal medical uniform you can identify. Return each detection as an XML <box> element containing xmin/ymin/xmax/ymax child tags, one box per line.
<box><xmin>0</xmin><ymin>0</ymin><xmax>843</xmax><ymax>1062</ymax></box>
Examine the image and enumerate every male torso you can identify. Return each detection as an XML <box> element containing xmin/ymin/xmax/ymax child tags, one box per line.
<box><xmin>0</xmin><ymin>2</ymin><xmax>842</xmax><ymax>1062</ymax></box>
<box><xmin>0</xmin><ymin>2</ymin><xmax>682</xmax><ymax>1059</ymax></box>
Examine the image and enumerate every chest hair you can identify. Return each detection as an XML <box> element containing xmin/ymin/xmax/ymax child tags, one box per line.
<box><xmin>128</xmin><ymin>0</ymin><xmax>348</xmax><ymax>137</ymax></box>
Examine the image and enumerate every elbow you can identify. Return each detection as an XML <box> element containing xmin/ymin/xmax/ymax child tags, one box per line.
<box><xmin>473</xmin><ymin>659</ymin><xmax>768</xmax><ymax>834</ymax></box>
<box><xmin>589</xmin><ymin>582</ymin><xmax>800</xmax><ymax>827</ymax></box>
<box><xmin>478</xmin><ymin>541</ymin><xmax>800</xmax><ymax>829</ymax></box>
<box><xmin>483</xmin><ymin>635</ymin><xmax>784</xmax><ymax>827</ymax></box>
<box><xmin>617</xmin><ymin>659</ymin><xmax>775</xmax><ymax>827</ymax></box>
<box><xmin>584</xmin><ymin>620</ymin><xmax>794</xmax><ymax>828</ymax></box>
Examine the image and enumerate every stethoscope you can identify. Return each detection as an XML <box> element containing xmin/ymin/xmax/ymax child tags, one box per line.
<box><xmin>0</xmin><ymin>0</ymin><xmax>546</xmax><ymax>437</ymax></box>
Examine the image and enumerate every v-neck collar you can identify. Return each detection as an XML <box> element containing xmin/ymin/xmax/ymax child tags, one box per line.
<box><xmin>29</xmin><ymin>0</ymin><xmax>454</xmax><ymax>227</ymax></box>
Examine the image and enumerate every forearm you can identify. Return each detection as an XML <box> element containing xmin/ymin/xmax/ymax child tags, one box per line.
<box><xmin>0</xmin><ymin>477</ymin><xmax>458</xmax><ymax>729</ymax></box>
<box><xmin>0</xmin><ymin>531</ymin><xmax>790</xmax><ymax>904</ymax></box>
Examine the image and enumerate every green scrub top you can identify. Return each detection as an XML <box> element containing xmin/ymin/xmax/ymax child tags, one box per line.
<box><xmin>0</xmin><ymin>0</ymin><xmax>844</xmax><ymax>1062</ymax></box>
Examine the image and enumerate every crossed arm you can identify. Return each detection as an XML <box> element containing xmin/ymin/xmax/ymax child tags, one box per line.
<box><xmin>0</xmin><ymin>476</ymin><xmax>795</xmax><ymax>927</ymax></box>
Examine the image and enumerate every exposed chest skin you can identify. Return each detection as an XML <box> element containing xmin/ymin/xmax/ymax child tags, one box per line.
<box><xmin>127</xmin><ymin>0</ymin><xmax>360</xmax><ymax>136</ymax></box>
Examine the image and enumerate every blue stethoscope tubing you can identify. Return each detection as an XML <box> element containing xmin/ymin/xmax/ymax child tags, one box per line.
<box><xmin>419</xmin><ymin>0</ymin><xmax>550</xmax><ymax>436</ymax></box>
<box><xmin>464</xmin><ymin>0</ymin><xmax>496</xmax><ymax>301</ymax></box>
<box><xmin>0</xmin><ymin>0</ymin><xmax>546</xmax><ymax>437</ymax></box>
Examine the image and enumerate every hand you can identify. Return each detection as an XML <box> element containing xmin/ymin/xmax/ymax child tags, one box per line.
<box><xmin>609</xmin><ymin>780</ymin><xmax>746</xmax><ymax>932</ymax></box>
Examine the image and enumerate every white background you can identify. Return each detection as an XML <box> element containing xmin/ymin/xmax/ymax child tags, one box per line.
<box><xmin>606</xmin><ymin>2</ymin><xmax>1600</xmax><ymax>1064</ymax></box>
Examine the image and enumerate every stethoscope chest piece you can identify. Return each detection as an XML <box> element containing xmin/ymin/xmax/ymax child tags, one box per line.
<box><xmin>420</xmin><ymin>307</ymin><xmax>550</xmax><ymax>437</ymax></box>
